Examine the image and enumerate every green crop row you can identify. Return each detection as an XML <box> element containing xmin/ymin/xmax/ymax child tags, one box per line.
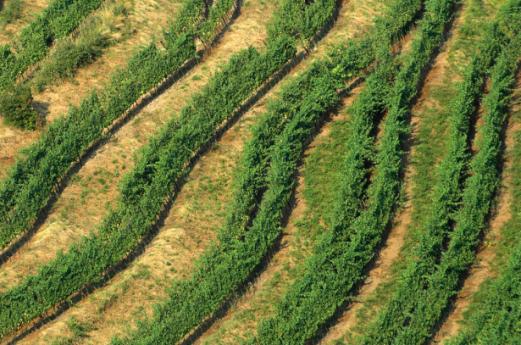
<box><xmin>447</xmin><ymin>87</ymin><xmax>521</xmax><ymax>345</ymax></box>
<box><xmin>109</xmin><ymin>1</ymin><xmax>427</xmax><ymax>344</ymax></box>
<box><xmin>361</xmin><ymin>2</ymin><xmax>521</xmax><ymax>344</ymax></box>
<box><xmin>0</xmin><ymin>33</ymin><xmax>296</xmax><ymax>340</ymax></box>
<box><xmin>251</xmin><ymin>0</ymin><xmax>455</xmax><ymax>344</ymax></box>
<box><xmin>113</xmin><ymin>60</ymin><xmax>342</xmax><ymax>345</ymax></box>
<box><xmin>267</xmin><ymin>0</ymin><xmax>337</xmax><ymax>45</ymax></box>
<box><xmin>416</xmin><ymin>45</ymin><xmax>518</xmax><ymax>345</ymax></box>
<box><xmin>0</xmin><ymin>0</ymin><xmax>337</xmax><ymax>340</ymax></box>
<box><xmin>0</xmin><ymin>0</ymin><xmax>104</xmax><ymax>128</ymax></box>
<box><xmin>0</xmin><ymin>0</ymin><xmax>214</xmax><ymax>250</ymax></box>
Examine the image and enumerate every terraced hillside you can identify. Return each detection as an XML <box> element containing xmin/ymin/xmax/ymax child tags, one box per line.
<box><xmin>0</xmin><ymin>0</ymin><xmax>519</xmax><ymax>344</ymax></box>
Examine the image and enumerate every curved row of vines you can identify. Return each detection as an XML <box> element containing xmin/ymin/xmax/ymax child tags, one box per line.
<box><xmin>0</xmin><ymin>0</ymin><xmax>339</xmax><ymax>341</ymax></box>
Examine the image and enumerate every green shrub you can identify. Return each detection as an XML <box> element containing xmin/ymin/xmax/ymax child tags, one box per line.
<box><xmin>0</xmin><ymin>84</ymin><xmax>38</xmax><ymax>129</ymax></box>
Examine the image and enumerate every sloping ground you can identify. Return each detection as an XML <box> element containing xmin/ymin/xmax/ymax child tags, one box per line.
<box><xmin>328</xmin><ymin>2</ymin><xmax>508</xmax><ymax>341</ymax></box>
<box><xmin>321</xmin><ymin>6</ymin><xmax>468</xmax><ymax>344</ymax></box>
<box><xmin>194</xmin><ymin>93</ymin><xmax>360</xmax><ymax>345</ymax></box>
<box><xmin>433</xmin><ymin>72</ymin><xmax>521</xmax><ymax>344</ymax></box>
<box><xmin>0</xmin><ymin>0</ymin><xmax>271</xmax><ymax>292</ymax></box>
<box><xmin>18</xmin><ymin>90</ymin><xmax>258</xmax><ymax>345</ymax></box>
<box><xmin>0</xmin><ymin>0</ymin><xmax>517</xmax><ymax>344</ymax></box>
<box><xmin>0</xmin><ymin>0</ymin><xmax>182</xmax><ymax>180</ymax></box>
<box><xmin>320</xmin><ymin>1</ymin><xmax>484</xmax><ymax>342</ymax></box>
<box><xmin>13</xmin><ymin>2</ymin><xmax>278</xmax><ymax>344</ymax></box>
<box><xmin>188</xmin><ymin>1</ymin><xmax>395</xmax><ymax>342</ymax></box>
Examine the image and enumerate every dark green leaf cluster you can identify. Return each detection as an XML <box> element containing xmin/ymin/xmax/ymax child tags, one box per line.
<box><xmin>267</xmin><ymin>0</ymin><xmax>337</xmax><ymax>44</ymax></box>
<box><xmin>198</xmin><ymin>0</ymin><xmax>235</xmax><ymax>44</ymax></box>
<box><xmin>0</xmin><ymin>84</ymin><xmax>38</xmax><ymax>129</ymax></box>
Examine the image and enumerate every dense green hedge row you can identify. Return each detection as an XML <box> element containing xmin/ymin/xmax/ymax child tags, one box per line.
<box><xmin>327</xmin><ymin>0</ymin><xmax>423</xmax><ymax>81</ymax></box>
<box><xmin>267</xmin><ymin>0</ymin><xmax>337</xmax><ymax>44</ymax></box>
<box><xmin>0</xmin><ymin>0</ymin><xmax>213</xmax><ymax>250</ymax></box>
<box><xmin>110</xmin><ymin>1</ymin><xmax>427</xmax><ymax>344</ymax></box>
<box><xmin>360</xmin><ymin>2</ymin><xmax>521</xmax><ymax>344</ymax></box>
<box><xmin>447</xmin><ymin>76</ymin><xmax>521</xmax><ymax>345</ymax></box>
<box><xmin>251</xmin><ymin>0</ymin><xmax>455</xmax><ymax>343</ymax></box>
<box><xmin>114</xmin><ymin>60</ymin><xmax>342</xmax><ymax>345</ymax></box>
<box><xmin>220</xmin><ymin>65</ymin><xmax>339</xmax><ymax>245</ymax></box>
<box><xmin>0</xmin><ymin>34</ymin><xmax>296</xmax><ymax>339</ymax></box>
<box><xmin>0</xmin><ymin>0</ymin><xmax>104</xmax><ymax>127</ymax></box>
<box><xmin>449</xmin><ymin>249</ymin><xmax>521</xmax><ymax>345</ymax></box>
<box><xmin>199</xmin><ymin>0</ymin><xmax>235</xmax><ymax>44</ymax></box>
<box><xmin>0</xmin><ymin>0</ymin><xmax>338</xmax><ymax>339</ymax></box>
<box><xmin>421</xmin><ymin>46</ymin><xmax>518</xmax><ymax>345</ymax></box>
<box><xmin>222</xmin><ymin>0</ymin><xmax>425</xmax><ymax>247</ymax></box>
<box><xmin>252</xmin><ymin>58</ymin><xmax>396</xmax><ymax>345</ymax></box>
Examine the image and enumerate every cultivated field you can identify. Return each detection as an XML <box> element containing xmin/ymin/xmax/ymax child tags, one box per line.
<box><xmin>0</xmin><ymin>0</ymin><xmax>519</xmax><ymax>344</ymax></box>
